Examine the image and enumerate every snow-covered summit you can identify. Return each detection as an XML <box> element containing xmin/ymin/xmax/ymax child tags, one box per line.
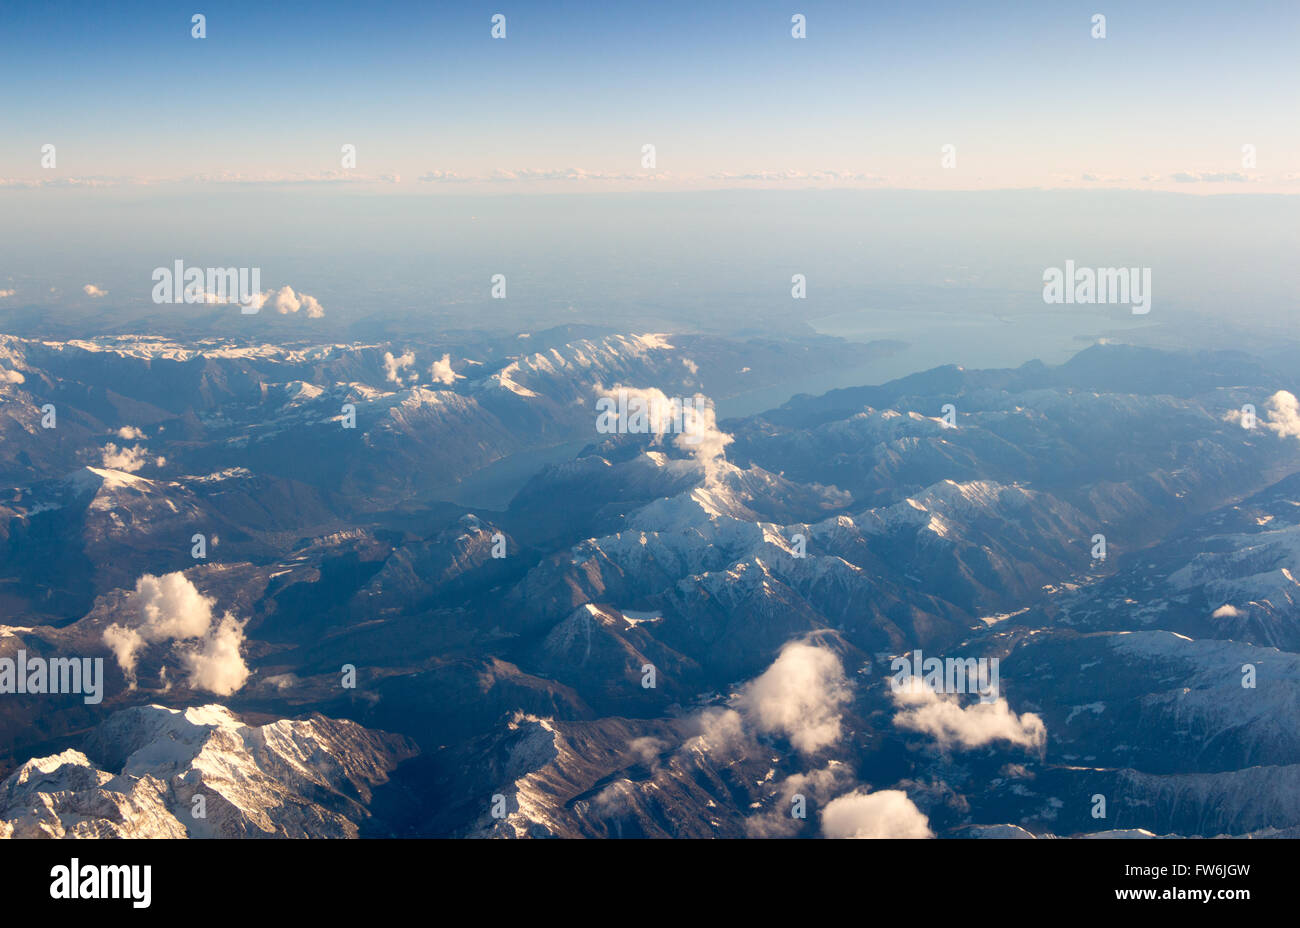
<box><xmin>0</xmin><ymin>704</ymin><xmax>417</xmax><ymax>839</ymax></box>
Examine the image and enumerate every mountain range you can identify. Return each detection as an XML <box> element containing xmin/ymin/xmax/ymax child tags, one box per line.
<box><xmin>3</xmin><ymin>327</ymin><xmax>1298</xmax><ymax>838</ymax></box>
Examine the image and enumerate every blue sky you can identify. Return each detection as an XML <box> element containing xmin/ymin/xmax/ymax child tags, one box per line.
<box><xmin>1</xmin><ymin>1</ymin><xmax>1295</xmax><ymax>337</ymax></box>
<box><xmin>3</xmin><ymin>0</ymin><xmax>1298</xmax><ymax>191</ymax></box>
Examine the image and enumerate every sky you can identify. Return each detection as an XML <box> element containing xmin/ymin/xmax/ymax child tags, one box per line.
<box><xmin>2</xmin><ymin>0</ymin><xmax>1298</xmax><ymax>193</ymax></box>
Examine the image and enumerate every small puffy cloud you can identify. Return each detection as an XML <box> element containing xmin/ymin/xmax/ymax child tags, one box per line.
<box><xmin>131</xmin><ymin>571</ymin><xmax>217</xmax><ymax>640</ymax></box>
<box><xmin>683</xmin><ymin>642</ymin><xmax>853</xmax><ymax>766</ymax></box>
<box><xmin>383</xmin><ymin>350</ymin><xmax>418</xmax><ymax>386</ymax></box>
<box><xmin>116</xmin><ymin>425</ymin><xmax>145</xmax><ymax>440</ymax></box>
<box><xmin>678</xmin><ymin>400</ymin><xmax>732</xmax><ymax>485</ymax></box>
<box><xmin>0</xmin><ymin>368</ymin><xmax>24</xmax><ymax>384</ymax></box>
<box><xmin>102</xmin><ymin>572</ymin><xmax>250</xmax><ymax>695</ymax></box>
<box><xmin>1262</xmin><ymin>391</ymin><xmax>1300</xmax><ymax>440</ymax></box>
<box><xmin>596</xmin><ymin>384</ymin><xmax>735</xmax><ymax>486</ymax></box>
<box><xmin>195</xmin><ymin>290</ymin><xmax>236</xmax><ymax>304</ymax></box>
<box><xmin>100</xmin><ymin>442</ymin><xmax>164</xmax><ymax>473</ymax></box>
<box><xmin>429</xmin><ymin>353</ymin><xmax>461</xmax><ymax>385</ymax></box>
<box><xmin>891</xmin><ymin>678</ymin><xmax>1046</xmax><ymax>754</ymax></box>
<box><xmin>821</xmin><ymin>788</ymin><xmax>934</xmax><ymax>839</ymax></box>
<box><xmin>586</xmin><ymin>779</ymin><xmax>640</xmax><ymax>819</ymax></box>
<box><xmin>1212</xmin><ymin>604</ymin><xmax>1243</xmax><ymax>618</ymax></box>
<box><xmin>102</xmin><ymin>624</ymin><xmax>147</xmax><ymax>684</ymax></box>
<box><xmin>103</xmin><ymin>572</ymin><xmax>217</xmax><ymax>684</ymax></box>
<box><xmin>83</xmin><ymin>284</ymin><xmax>108</xmax><ymax>297</ymax></box>
<box><xmin>0</xmin><ymin>289</ymin><xmax>14</xmax><ymax>299</ymax></box>
<box><xmin>682</xmin><ymin>707</ymin><xmax>748</xmax><ymax>757</ymax></box>
<box><xmin>627</xmin><ymin>736</ymin><xmax>669</xmax><ymax>770</ymax></box>
<box><xmin>733</xmin><ymin>641</ymin><xmax>851</xmax><ymax>755</ymax></box>
<box><xmin>244</xmin><ymin>285</ymin><xmax>325</xmax><ymax>318</ymax></box>
<box><xmin>181</xmin><ymin>614</ymin><xmax>251</xmax><ymax>696</ymax></box>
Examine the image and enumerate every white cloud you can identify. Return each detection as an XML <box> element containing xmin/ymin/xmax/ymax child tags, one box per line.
<box><xmin>1262</xmin><ymin>390</ymin><xmax>1300</xmax><ymax>440</ymax></box>
<box><xmin>133</xmin><ymin>572</ymin><xmax>215</xmax><ymax>639</ymax></box>
<box><xmin>102</xmin><ymin>572</ymin><xmax>250</xmax><ymax>696</ymax></box>
<box><xmin>733</xmin><ymin>641</ymin><xmax>851</xmax><ymax>755</ymax></box>
<box><xmin>682</xmin><ymin>642</ymin><xmax>855</xmax><ymax>773</ymax></box>
<box><xmin>103</xmin><ymin>572</ymin><xmax>216</xmax><ymax>684</ymax></box>
<box><xmin>626</xmin><ymin>736</ymin><xmax>669</xmax><ymax>772</ymax></box>
<box><xmin>383</xmin><ymin>350</ymin><xmax>417</xmax><ymax>386</ymax></box>
<box><xmin>181</xmin><ymin>613</ymin><xmax>251</xmax><ymax>696</ymax></box>
<box><xmin>102</xmin><ymin>625</ymin><xmax>147</xmax><ymax>684</ymax></box>
<box><xmin>1212</xmin><ymin>604</ymin><xmax>1243</xmax><ymax>618</ymax></box>
<box><xmin>429</xmin><ymin>353</ymin><xmax>460</xmax><ymax>385</ymax></box>
<box><xmin>194</xmin><ymin>289</ymin><xmax>239</xmax><ymax>305</ymax></box>
<box><xmin>681</xmin><ymin>707</ymin><xmax>748</xmax><ymax>757</ymax></box>
<box><xmin>890</xmin><ymin>678</ymin><xmax>1046</xmax><ymax>754</ymax></box>
<box><xmin>116</xmin><ymin>425</ymin><xmax>145</xmax><ymax>440</ymax></box>
<box><xmin>82</xmin><ymin>284</ymin><xmax>108</xmax><ymax>298</ymax></box>
<box><xmin>597</xmin><ymin>384</ymin><xmax>735</xmax><ymax>486</ymax></box>
<box><xmin>0</xmin><ymin>289</ymin><xmax>14</xmax><ymax>299</ymax></box>
<box><xmin>100</xmin><ymin>442</ymin><xmax>163</xmax><ymax>473</ymax></box>
<box><xmin>681</xmin><ymin>397</ymin><xmax>735</xmax><ymax>487</ymax></box>
<box><xmin>821</xmin><ymin>788</ymin><xmax>934</xmax><ymax>839</ymax></box>
<box><xmin>243</xmin><ymin>285</ymin><xmax>325</xmax><ymax>318</ymax></box>
<box><xmin>0</xmin><ymin>368</ymin><xmax>24</xmax><ymax>384</ymax></box>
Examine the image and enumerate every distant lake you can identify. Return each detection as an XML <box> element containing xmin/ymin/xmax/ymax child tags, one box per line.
<box><xmin>718</xmin><ymin>308</ymin><xmax>1160</xmax><ymax>419</ymax></box>
<box><xmin>434</xmin><ymin>439</ymin><xmax>591</xmax><ymax>511</ymax></box>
